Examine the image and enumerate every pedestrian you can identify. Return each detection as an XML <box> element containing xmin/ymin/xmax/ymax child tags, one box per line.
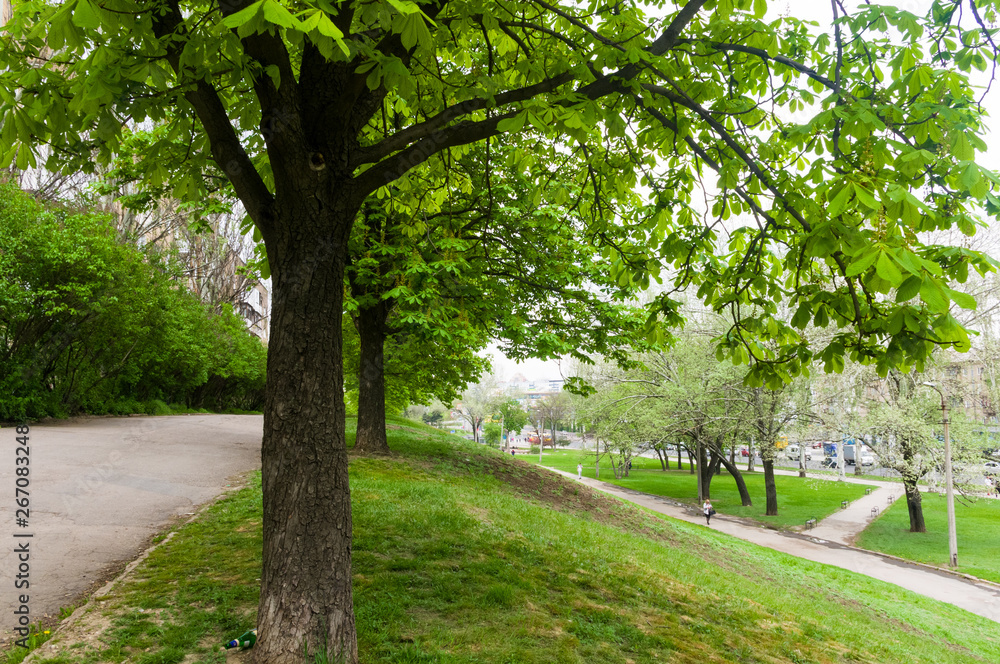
<box><xmin>703</xmin><ymin>499</ymin><xmax>715</xmax><ymax>525</ymax></box>
<box><xmin>511</xmin><ymin>449</ymin><xmax>516</xmax><ymax>456</ymax></box>
<box><xmin>986</xmin><ymin>476</ymin><xmax>994</xmax><ymax>498</ymax></box>
<box><xmin>577</xmin><ymin>463</ymin><xmax>583</xmax><ymax>480</ymax></box>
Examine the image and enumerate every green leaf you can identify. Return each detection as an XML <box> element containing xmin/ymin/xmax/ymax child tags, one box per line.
<box><xmin>826</xmin><ymin>182</ymin><xmax>852</xmax><ymax>217</ymax></box>
<box><xmin>71</xmin><ymin>0</ymin><xmax>102</xmax><ymax>30</ymax></box>
<box><xmin>853</xmin><ymin>183</ymin><xmax>879</xmax><ymax>210</ymax></box>
<box><xmin>497</xmin><ymin>112</ymin><xmax>527</xmax><ymax>134</ymax></box>
<box><xmin>895</xmin><ymin>275</ymin><xmax>921</xmax><ymax>302</ymax></box>
<box><xmin>919</xmin><ymin>278</ymin><xmax>950</xmax><ymax>312</ymax></box>
<box><xmin>845</xmin><ymin>250</ymin><xmax>878</xmax><ymax>277</ymax></box>
<box><xmin>221</xmin><ymin>1</ymin><xmax>263</xmax><ymax>30</ymax></box>
<box><xmin>261</xmin><ymin>0</ymin><xmax>302</xmax><ymax>29</ymax></box>
<box><xmin>947</xmin><ymin>288</ymin><xmax>977</xmax><ymax>310</ymax></box>
<box><xmin>875</xmin><ymin>252</ymin><xmax>903</xmax><ymax>285</ymax></box>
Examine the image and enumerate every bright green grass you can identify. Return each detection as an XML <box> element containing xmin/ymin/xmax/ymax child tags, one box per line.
<box><xmin>856</xmin><ymin>491</ymin><xmax>1000</xmax><ymax>583</ymax></box>
<box><xmin>25</xmin><ymin>417</ymin><xmax>1000</xmax><ymax>664</ymax></box>
<box><xmin>529</xmin><ymin>449</ymin><xmax>870</xmax><ymax>529</ymax></box>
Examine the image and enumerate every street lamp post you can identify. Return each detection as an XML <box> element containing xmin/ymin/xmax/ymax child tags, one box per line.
<box><xmin>922</xmin><ymin>382</ymin><xmax>958</xmax><ymax>568</ymax></box>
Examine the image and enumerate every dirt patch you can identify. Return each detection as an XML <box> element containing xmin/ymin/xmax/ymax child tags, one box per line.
<box><xmin>469</xmin><ymin>455</ymin><xmax>685</xmax><ymax>546</ymax></box>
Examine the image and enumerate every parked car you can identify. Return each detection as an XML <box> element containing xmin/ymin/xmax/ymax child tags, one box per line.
<box><xmin>785</xmin><ymin>444</ymin><xmax>811</xmax><ymax>460</ymax></box>
<box><xmin>740</xmin><ymin>447</ymin><xmax>749</xmax><ymax>457</ymax></box>
<box><xmin>984</xmin><ymin>460</ymin><xmax>1000</xmax><ymax>470</ymax></box>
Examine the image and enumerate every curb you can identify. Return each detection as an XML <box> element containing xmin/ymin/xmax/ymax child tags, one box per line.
<box><xmin>21</xmin><ymin>472</ymin><xmax>257</xmax><ymax>663</ymax></box>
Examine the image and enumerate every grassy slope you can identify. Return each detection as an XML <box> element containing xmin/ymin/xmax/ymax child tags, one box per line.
<box><xmin>856</xmin><ymin>491</ymin><xmax>1000</xmax><ymax>584</ymax></box>
<box><xmin>25</xmin><ymin>418</ymin><xmax>1000</xmax><ymax>664</ymax></box>
<box><xmin>527</xmin><ymin>449</ymin><xmax>870</xmax><ymax>529</ymax></box>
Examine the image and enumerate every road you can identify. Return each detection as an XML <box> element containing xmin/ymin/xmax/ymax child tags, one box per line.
<box><xmin>0</xmin><ymin>415</ymin><xmax>262</xmax><ymax>634</ymax></box>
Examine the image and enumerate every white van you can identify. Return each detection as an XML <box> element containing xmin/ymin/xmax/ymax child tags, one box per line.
<box><xmin>785</xmin><ymin>444</ymin><xmax>811</xmax><ymax>460</ymax></box>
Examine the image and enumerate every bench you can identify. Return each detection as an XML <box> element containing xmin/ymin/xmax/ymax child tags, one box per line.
<box><xmin>805</xmin><ymin>518</ymin><xmax>817</xmax><ymax>529</ymax></box>
<box><xmin>871</xmin><ymin>506</ymin><xmax>880</xmax><ymax>518</ymax></box>
<box><xmin>841</xmin><ymin>500</ymin><xmax>849</xmax><ymax>509</ymax></box>
<box><xmin>865</xmin><ymin>487</ymin><xmax>873</xmax><ymax>495</ymax></box>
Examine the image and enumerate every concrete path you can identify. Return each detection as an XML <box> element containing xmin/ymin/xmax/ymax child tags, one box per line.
<box><xmin>768</xmin><ymin>469</ymin><xmax>903</xmax><ymax>545</ymax></box>
<box><xmin>0</xmin><ymin>415</ymin><xmax>262</xmax><ymax>634</ymax></box>
<box><xmin>546</xmin><ymin>467</ymin><xmax>1000</xmax><ymax>624</ymax></box>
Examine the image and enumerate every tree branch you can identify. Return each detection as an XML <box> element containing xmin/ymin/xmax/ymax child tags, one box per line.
<box><xmin>149</xmin><ymin>0</ymin><xmax>275</xmax><ymax>234</ymax></box>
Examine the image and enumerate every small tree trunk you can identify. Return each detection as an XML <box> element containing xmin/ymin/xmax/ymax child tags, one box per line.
<box><xmin>763</xmin><ymin>459</ymin><xmax>778</xmax><ymax>516</ymax></box>
<box><xmin>747</xmin><ymin>439</ymin><xmax>755</xmax><ymax>473</ymax></box>
<box><xmin>719</xmin><ymin>453</ymin><xmax>753</xmax><ymax>506</ymax></box>
<box><xmin>798</xmin><ymin>444</ymin><xmax>806</xmax><ymax>478</ymax></box>
<box><xmin>696</xmin><ymin>441</ymin><xmax>704</xmax><ymax>500</ymax></box>
<box><xmin>353</xmin><ymin>300</ymin><xmax>390</xmax><ymax>455</ymax></box>
<box><xmin>677</xmin><ymin>445</ymin><xmax>683</xmax><ymax>470</ymax></box>
<box><xmin>903</xmin><ymin>478</ymin><xmax>926</xmax><ymax>533</ymax></box>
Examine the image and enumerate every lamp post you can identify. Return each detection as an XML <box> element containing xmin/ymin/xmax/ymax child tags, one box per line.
<box><xmin>921</xmin><ymin>381</ymin><xmax>958</xmax><ymax>568</ymax></box>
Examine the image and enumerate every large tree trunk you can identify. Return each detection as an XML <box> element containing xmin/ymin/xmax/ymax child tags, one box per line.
<box><xmin>763</xmin><ymin>460</ymin><xmax>778</xmax><ymax>515</ymax></box>
<box><xmin>903</xmin><ymin>478</ymin><xmax>926</xmax><ymax>533</ymax></box>
<box><xmin>719</xmin><ymin>453</ymin><xmax>752</xmax><ymax>506</ymax></box>
<box><xmin>354</xmin><ymin>300</ymin><xmax>390</xmax><ymax>455</ymax></box>
<box><xmin>255</xmin><ymin>207</ymin><xmax>358</xmax><ymax>664</ymax></box>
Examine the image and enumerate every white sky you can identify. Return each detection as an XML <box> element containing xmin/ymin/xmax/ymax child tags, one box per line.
<box><xmin>490</xmin><ymin>0</ymin><xmax>1000</xmax><ymax>381</ymax></box>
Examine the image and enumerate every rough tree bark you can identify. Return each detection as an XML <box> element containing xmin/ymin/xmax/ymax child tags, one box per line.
<box><xmin>903</xmin><ymin>477</ymin><xmax>926</xmax><ymax>533</ymax></box>
<box><xmin>763</xmin><ymin>459</ymin><xmax>778</xmax><ymax>516</ymax></box>
<box><xmin>354</xmin><ymin>299</ymin><xmax>391</xmax><ymax>454</ymax></box>
<box><xmin>256</xmin><ymin>199</ymin><xmax>359</xmax><ymax>664</ymax></box>
<box><xmin>718</xmin><ymin>453</ymin><xmax>753</xmax><ymax>506</ymax></box>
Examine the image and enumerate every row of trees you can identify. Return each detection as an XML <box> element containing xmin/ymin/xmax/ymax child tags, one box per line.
<box><xmin>0</xmin><ymin>183</ymin><xmax>267</xmax><ymax>420</ymax></box>
<box><xmin>577</xmin><ymin>311</ymin><xmax>994</xmax><ymax>533</ymax></box>
<box><xmin>450</xmin><ymin>374</ymin><xmax>577</xmax><ymax>450</ymax></box>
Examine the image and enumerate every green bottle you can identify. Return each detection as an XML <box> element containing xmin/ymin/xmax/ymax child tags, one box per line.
<box><xmin>223</xmin><ymin>628</ymin><xmax>257</xmax><ymax>650</ymax></box>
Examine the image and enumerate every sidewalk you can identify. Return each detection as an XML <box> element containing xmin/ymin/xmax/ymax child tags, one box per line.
<box><xmin>545</xmin><ymin>467</ymin><xmax>1000</xmax><ymax>624</ymax></box>
<box><xmin>769</xmin><ymin>469</ymin><xmax>902</xmax><ymax>545</ymax></box>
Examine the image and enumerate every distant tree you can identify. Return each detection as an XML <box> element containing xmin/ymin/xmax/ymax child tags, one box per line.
<box><xmin>483</xmin><ymin>422</ymin><xmax>502</xmax><ymax>448</ymax></box>
<box><xmin>536</xmin><ymin>393</ymin><xmax>571</xmax><ymax>451</ymax></box>
<box><xmin>455</xmin><ymin>377</ymin><xmax>501</xmax><ymax>445</ymax></box>
<box><xmin>421</xmin><ymin>410</ymin><xmax>443</xmax><ymax>428</ymax></box>
<box><xmin>497</xmin><ymin>398</ymin><xmax>529</xmax><ymax>446</ymax></box>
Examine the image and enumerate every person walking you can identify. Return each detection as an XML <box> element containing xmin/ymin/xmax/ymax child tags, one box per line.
<box><xmin>703</xmin><ymin>499</ymin><xmax>715</xmax><ymax>525</ymax></box>
<box><xmin>577</xmin><ymin>463</ymin><xmax>583</xmax><ymax>480</ymax></box>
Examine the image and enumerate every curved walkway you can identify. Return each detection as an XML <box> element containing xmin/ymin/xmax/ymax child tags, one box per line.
<box><xmin>0</xmin><ymin>415</ymin><xmax>262</xmax><ymax>630</ymax></box>
<box><xmin>545</xmin><ymin>467</ymin><xmax>1000</xmax><ymax>624</ymax></box>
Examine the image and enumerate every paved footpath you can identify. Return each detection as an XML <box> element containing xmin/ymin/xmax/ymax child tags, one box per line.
<box><xmin>546</xmin><ymin>467</ymin><xmax>1000</xmax><ymax>624</ymax></box>
<box><xmin>770</xmin><ymin>469</ymin><xmax>903</xmax><ymax>545</ymax></box>
<box><xmin>0</xmin><ymin>415</ymin><xmax>262</xmax><ymax>635</ymax></box>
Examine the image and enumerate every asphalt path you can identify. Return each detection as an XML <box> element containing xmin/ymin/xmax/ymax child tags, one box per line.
<box><xmin>0</xmin><ymin>415</ymin><xmax>262</xmax><ymax>634</ymax></box>
<box><xmin>545</xmin><ymin>466</ymin><xmax>1000</xmax><ymax>624</ymax></box>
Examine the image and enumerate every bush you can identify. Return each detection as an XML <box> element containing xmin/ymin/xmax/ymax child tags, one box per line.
<box><xmin>0</xmin><ymin>184</ymin><xmax>267</xmax><ymax>420</ymax></box>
